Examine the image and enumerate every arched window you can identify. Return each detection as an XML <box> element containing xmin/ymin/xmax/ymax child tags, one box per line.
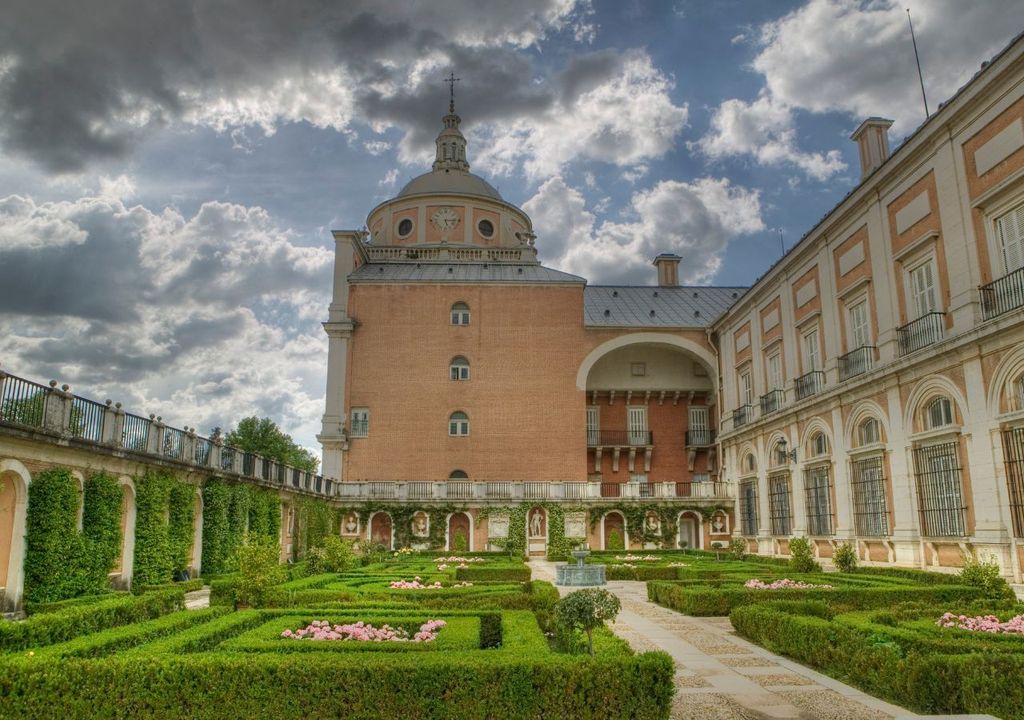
<box><xmin>926</xmin><ymin>397</ymin><xmax>953</xmax><ymax>429</ymax></box>
<box><xmin>770</xmin><ymin>441</ymin><xmax>787</xmax><ymax>468</ymax></box>
<box><xmin>1014</xmin><ymin>375</ymin><xmax>1024</xmax><ymax>412</ymax></box>
<box><xmin>449</xmin><ymin>412</ymin><xmax>469</xmax><ymax>436</ymax></box>
<box><xmin>809</xmin><ymin>432</ymin><xmax>829</xmax><ymax>458</ymax></box>
<box><xmin>449</xmin><ymin>356</ymin><xmax>470</xmax><ymax>381</ymax></box>
<box><xmin>858</xmin><ymin>418</ymin><xmax>881</xmax><ymax>446</ymax></box>
<box><xmin>451</xmin><ymin>302</ymin><xmax>470</xmax><ymax>325</ymax></box>
<box><xmin>449</xmin><ymin>470</ymin><xmax>468</xmax><ymax>479</ymax></box>
<box><xmin>743</xmin><ymin>453</ymin><xmax>756</xmax><ymax>474</ymax></box>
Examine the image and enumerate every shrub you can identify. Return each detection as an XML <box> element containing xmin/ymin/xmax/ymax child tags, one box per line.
<box><xmin>362</xmin><ymin>542</ymin><xmax>390</xmax><ymax>565</ymax></box>
<box><xmin>728</xmin><ymin>536</ymin><xmax>747</xmax><ymax>561</ymax></box>
<box><xmin>322</xmin><ymin>536</ymin><xmax>356</xmax><ymax>573</ymax></box>
<box><xmin>305</xmin><ymin>546</ymin><xmax>328</xmax><ymax>575</ymax></box>
<box><xmin>788</xmin><ymin>536</ymin><xmax>821</xmax><ymax>573</ymax></box>
<box><xmin>479</xmin><ymin>613</ymin><xmax>502</xmax><ymax>648</ymax></box>
<box><xmin>555</xmin><ymin>588</ymin><xmax>622</xmax><ymax>655</ymax></box>
<box><xmin>234</xmin><ymin>539</ymin><xmax>286</xmax><ymax>608</ymax></box>
<box><xmin>606</xmin><ymin>529</ymin><xmax>624</xmax><ymax>551</ymax></box>
<box><xmin>455</xmin><ymin>566</ymin><xmax>531</xmax><ymax>582</ymax></box>
<box><xmin>452</xmin><ymin>529</ymin><xmax>469</xmax><ymax>553</ymax></box>
<box><xmin>833</xmin><ymin>542</ymin><xmax>858</xmax><ymax>572</ymax></box>
<box><xmin>959</xmin><ymin>553</ymin><xmax>1011</xmax><ymax>598</ymax></box>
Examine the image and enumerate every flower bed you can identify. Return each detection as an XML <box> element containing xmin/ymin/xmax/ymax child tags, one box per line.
<box><xmin>614</xmin><ymin>554</ymin><xmax>659</xmax><ymax>561</ymax></box>
<box><xmin>744</xmin><ymin>578</ymin><xmax>833</xmax><ymax>590</ymax></box>
<box><xmin>937</xmin><ymin>612</ymin><xmax>1024</xmax><ymax>634</ymax></box>
<box><xmin>281</xmin><ymin>619</ymin><xmax>446</xmax><ymax>642</ymax></box>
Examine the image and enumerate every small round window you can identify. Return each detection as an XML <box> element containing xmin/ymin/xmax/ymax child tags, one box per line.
<box><xmin>477</xmin><ymin>219</ymin><xmax>494</xmax><ymax>238</ymax></box>
<box><xmin>397</xmin><ymin>218</ymin><xmax>414</xmax><ymax>237</ymax></box>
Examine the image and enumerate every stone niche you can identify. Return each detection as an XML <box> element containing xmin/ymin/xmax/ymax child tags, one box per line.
<box><xmin>410</xmin><ymin>511</ymin><xmax>430</xmax><ymax>551</ymax></box>
<box><xmin>341</xmin><ymin>512</ymin><xmax>360</xmax><ymax>536</ymax></box>
<box><xmin>564</xmin><ymin>511</ymin><xmax>587</xmax><ymax>540</ymax></box>
<box><xmin>487</xmin><ymin>512</ymin><xmax>509</xmax><ymax>551</ymax></box>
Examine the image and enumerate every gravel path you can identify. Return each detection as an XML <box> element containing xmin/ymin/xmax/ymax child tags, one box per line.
<box><xmin>528</xmin><ymin>560</ymin><xmax>919</xmax><ymax>720</ymax></box>
<box><xmin>184</xmin><ymin>587</ymin><xmax>210</xmax><ymax>609</ymax></box>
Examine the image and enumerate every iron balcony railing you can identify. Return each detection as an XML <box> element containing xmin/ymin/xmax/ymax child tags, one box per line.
<box><xmin>733</xmin><ymin>404</ymin><xmax>754</xmax><ymax>428</ymax></box>
<box><xmin>980</xmin><ymin>266</ymin><xmax>1024</xmax><ymax>320</ymax></box>
<box><xmin>586</xmin><ymin>430</ymin><xmax>653</xmax><ymax>446</ymax></box>
<box><xmin>759</xmin><ymin>389</ymin><xmax>784</xmax><ymax>416</ymax></box>
<box><xmin>685</xmin><ymin>429</ymin><xmax>716</xmax><ymax>447</ymax></box>
<box><xmin>897</xmin><ymin>312</ymin><xmax>945</xmax><ymax>356</ymax></box>
<box><xmin>839</xmin><ymin>345</ymin><xmax>876</xmax><ymax>381</ymax></box>
<box><xmin>794</xmin><ymin>370</ymin><xmax>825</xmax><ymax>401</ymax></box>
<box><xmin>0</xmin><ymin>368</ymin><xmax>335</xmax><ymax>498</ymax></box>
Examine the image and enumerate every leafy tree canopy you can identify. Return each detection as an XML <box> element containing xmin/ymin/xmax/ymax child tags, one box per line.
<box><xmin>222</xmin><ymin>416</ymin><xmax>319</xmax><ymax>473</ymax></box>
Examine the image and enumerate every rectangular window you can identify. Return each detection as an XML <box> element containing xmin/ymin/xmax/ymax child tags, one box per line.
<box><xmin>767</xmin><ymin>352</ymin><xmax>783</xmax><ymax>390</ymax></box>
<box><xmin>848</xmin><ymin>300</ymin><xmax>870</xmax><ymax>349</ymax></box>
<box><xmin>852</xmin><ymin>455</ymin><xmax>888</xmax><ymax>536</ymax></box>
<box><xmin>804</xmin><ymin>465</ymin><xmax>834</xmax><ymax>536</ymax></box>
<box><xmin>1002</xmin><ymin>426</ymin><xmax>1024</xmax><ymax>538</ymax></box>
<box><xmin>740</xmin><ymin>480</ymin><xmax>759</xmax><ymax>536</ymax></box>
<box><xmin>350</xmin><ymin>408</ymin><xmax>369</xmax><ymax>437</ymax></box>
<box><xmin>909</xmin><ymin>260</ymin><xmax>938</xmax><ymax>319</ymax></box>
<box><xmin>586</xmin><ymin>406</ymin><xmax>600</xmax><ymax>445</ymax></box>
<box><xmin>630</xmin><ymin>362</ymin><xmax>646</xmax><ymax>376</ymax></box>
<box><xmin>627</xmin><ymin>406</ymin><xmax>648</xmax><ymax>446</ymax></box>
<box><xmin>802</xmin><ymin>328</ymin><xmax>820</xmax><ymax>372</ymax></box>
<box><xmin>739</xmin><ymin>371</ymin><xmax>752</xmax><ymax>406</ymax></box>
<box><xmin>996</xmin><ymin>202</ymin><xmax>1024</xmax><ymax>274</ymax></box>
<box><xmin>912</xmin><ymin>442</ymin><xmax>966</xmax><ymax>537</ymax></box>
<box><xmin>688</xmin><ymin>406</ymin><xmax>709</xmax><ymax>445</ymax></box>
<box><xmin>768</xmin><ymin>473</ymin><xmax>792</xmax><ymax>536</ymax></box>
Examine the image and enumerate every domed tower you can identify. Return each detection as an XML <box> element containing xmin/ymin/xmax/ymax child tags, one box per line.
<box><xmin>318</xmin><ymin>99</ymin><xmax>582</xmax><ymax>483</ymax></box>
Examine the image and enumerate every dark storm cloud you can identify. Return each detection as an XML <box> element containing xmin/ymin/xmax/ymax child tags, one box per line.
<box><xmin>0</xmin><ymin>0</ymin><xmax>592</xmax><ymax>171</ymax></box>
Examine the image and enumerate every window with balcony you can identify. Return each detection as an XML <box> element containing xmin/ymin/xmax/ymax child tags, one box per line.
<box><xmin>687</xmin><ymin>406</ymin><xmax>711</xmax><ymax>445</ymax></box>
<box><xmin>848</xmin><ymin>300</ymin><xmax>871</xmax><ymax>349</ymax></box>
<box><xmin>449</xmin><ymin>356</ymin><xmax>470</xmax><ymax>380</ymax></box>
<box><xmin>450</xmin><ymin>302</ymin><xmax>470</xmax><ymax>325</ymax></box>
<box><xmin>586</xmin><ymin>406</ymin><xmax>600</xmax><ymax>445</ymax></box>
<box><xmin>767</xmin><ymin>352</ymin><xmax>783</xmax><ymax>390</ymax></box>
<box><xmin>910</xmin><ymin>260</ymin><xmax>938</xmax><ymax>318</ymax></box>
<box><xmin>350</xmin><ymin>408</ymin><xmax>369</xmax><ymax>437</ymax></box>
<box><xmin>996</xmin><ymin>201</ymin><xmax>1024</xmax><ymax>275</ymax></box>
<box><xmin>802</xmin><ymin>328</ymin><xmax>820</xmax><ymax>372</ymax></box>
<box><xmin>739</xmin><ymin>369</ymin><xmax>753</xmax><ymax>405</ymax></box>
<box><xmin>627</xmin><ymin>406</ymin><xmax>649</xmax><ymax>445</ymax></box>
<box><xmin>449</xmin><ymin>411</ymin><xmax>470</xmax><ymax>436</ymax></box>
<box><xmin>982</xmin><ymin>202</ymin><xmax>1024</xmax><ymax>318</ymax></box>
<box><xmin>926</xmin><ymin>397</ymin><xmax>953</xmax><ymax>430</ymax></box>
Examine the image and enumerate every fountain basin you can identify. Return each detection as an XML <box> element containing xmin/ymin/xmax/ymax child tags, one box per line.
<box><xmin>556</xmin><ymin>563</ymin><xmax>606</xmax><ymax>586</ymax></box>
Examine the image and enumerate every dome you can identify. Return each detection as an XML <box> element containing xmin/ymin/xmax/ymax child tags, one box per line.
<box><xmin>397</xmin><ymin>170</ymin><xmax>503</xmax><ymax>200</ymax></box>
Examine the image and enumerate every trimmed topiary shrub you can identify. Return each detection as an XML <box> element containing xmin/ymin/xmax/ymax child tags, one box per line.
<box><xmin>555</xmin><ymin>588</ymin><xmax>622</xmax><ymax>655</ymax></box>
<box><xmin>959</xmin><ymin>553</ymin><xmax>1012</xmax><ymax>598</ymax></box>
<box><xmin>234</xmin><ymin>539</ymin><xmax>285</xmax><ymax>608</ymax></box>
<box><xmin>606</xmin><ymin>528</ymin><xmax>624</xmax><ymax>551</ymax></box>
<box><xmin>832</xmin><ymin>542</ymin><xmax>858</xmax><ymax>572</ymax></box>
<box><xmin>788</xmin><ymin>536</ymin><xmax>821</xmax><ymax>573</ymax></box>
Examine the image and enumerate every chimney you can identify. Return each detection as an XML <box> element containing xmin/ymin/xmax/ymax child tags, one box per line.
<box><xmin>850</xmin><ymin>117</ymin><xmax>894</xmax><ymax>179</ymax></box>
<box><xmin>653</xmin><ymin>253</ymin><xmax>682</xmax><ymax>287</ymax></box>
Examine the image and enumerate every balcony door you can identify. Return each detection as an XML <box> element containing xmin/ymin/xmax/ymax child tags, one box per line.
<box><xmin>802</xmin><ymin>328</ymin><xmax>820</xmax><ymax>372</ymax></box>
<box><xmin>996</xmin><ymin>203</ymin><xmax>1024</xmax><ymax>274</ymax></box>
<box><xmin>627</xmin><ymin>406</ymin><xmax>648</xmax><ymax>446</ymax></box>
<box><xmin>586</xmin><ymin>406</ymin><xmax>600</xmax><ymax>445</ymax></box>
<box><xmin>689</xmin><ymin>406</ymin><xmax>709</xmax><ymax>445</ymax></box>
<box><xmin>909</xmin><ymin>260</ymin><xmax>937</xmax><ymax>319</ymax></box>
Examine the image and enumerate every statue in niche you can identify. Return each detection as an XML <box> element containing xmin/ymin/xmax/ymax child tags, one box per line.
<box><xmin>712</xmin><ymin>514</ymin><xmax>726</xmax><ymax>534</ymax></box>
<box><xmin>645</xmin><ymin>512</ymin><xmax>661</xmax><ymax>535</ymax></box>
<box><xmin>343</xmin><ymin>513</ymin><xmax>359</xmax><ymax>535</ymax></box>
<box><xmin>412</xmin><ymin>511</ymin><xmax>429</xmax><ymax>538</ymax></box>
<box><xmin>529</xmin><ymin>509</ymin><xmax>544</xmax><ymax>537</ymax></box>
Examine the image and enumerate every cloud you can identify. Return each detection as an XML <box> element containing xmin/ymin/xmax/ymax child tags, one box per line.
<box><xmin>697</xmin><ymin>0</ymin><xmax>1022</xmax><ymax>179</ymax></box>
<box><xmin>0</xmin><ymin>1</ymin><xmax>602</xmax><ymax>173</ymax></box>
<box><xmin>0</xmin><ymin>190</ymin><xmax>332</xmax><ymax>449</ymax></box>
<box><xmin>698</xmin><ymin>92</ymin><xmax>846</xmax><ymax>180</ymax></box>
<box><xmin>524</xmin><ymin>175</ymin><xmax>763</xmax><ymax>284</ymax></box>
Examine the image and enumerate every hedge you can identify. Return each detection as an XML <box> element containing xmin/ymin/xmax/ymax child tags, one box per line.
<box><xmin>0</xmin><ymin>588</ymin><xmax>185</xmax><ymax>651</ymax></box>
<box><xmin>646</xmin><ymin>580</ymin><xmax>991</xmax><ymax>616</ymax></box>
<box><xmin>133</xmin><ymin>471</ymin><xmax>199</xmax><ymax>586</ymax></box>
<box><xmin>201</xmin><ymin>480</ymin><xmax>285</xmax><ymax>574</ymax></box>
<box><xmin>730</xmin><ymin>601</ymin><xmax>1024</xmax><ymax>719</ymax></box>
<box><xmin>454</xmin><ymin>566</ymin><xmax>531</xmax><ymax>582</ymax></box>
<box><xmin>0</xmin><ymin>648</ymin><xmax>674</xmax><ymax>720</ymax></box>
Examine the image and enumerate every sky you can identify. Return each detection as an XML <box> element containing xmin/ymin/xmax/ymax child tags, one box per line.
<box><xmin>1</xmin><ymin>0</ymin><xmax>1022</xmax><ymax>460</ymax></box>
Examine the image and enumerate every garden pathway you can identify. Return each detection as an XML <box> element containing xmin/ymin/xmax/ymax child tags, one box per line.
<box><xmin>528</xmin><ymin>560</ymin><xmax>921</xmax><ymax>720</ymax></box>
<box><xmin>184</xmin><ymin>586</ymin><xmax>210</xmax><ymax>610</ymax></box>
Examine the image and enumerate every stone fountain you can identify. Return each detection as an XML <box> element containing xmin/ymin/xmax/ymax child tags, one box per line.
<box><xmin>555</xmin><ymin>545</ymin><xmax>606</xmax><ymax>586</ymax></box>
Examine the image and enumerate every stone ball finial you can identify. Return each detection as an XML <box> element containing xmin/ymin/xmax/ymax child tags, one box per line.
<box><xmin>150</xmin><ymin>413</ymin><xmax>156</xmax><ymax>420</ymax></box>
<box><xmin>115</xmin><ymin>402</ymin><xmax>122</xmax><ymax>409</ymax></box>
<box><xmin>106</xmin><ymin>399</ymin><xmax>112</xmax><ymax>407</ymax></box>
<box><xmin>62</xmin><ymin>384</ymin><xmax>70</xmax><ymax>392</ymax></box>
<box><xmin>49</xmin><ymin>380</ymin><xmax>57</xmax><ymax>388</ymax></box>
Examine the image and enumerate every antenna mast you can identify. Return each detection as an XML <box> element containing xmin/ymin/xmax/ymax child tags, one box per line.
<box><xmin>907</xmin><ymin>9</ymin><xmax>930</xmax><ymax>118</ymax></box>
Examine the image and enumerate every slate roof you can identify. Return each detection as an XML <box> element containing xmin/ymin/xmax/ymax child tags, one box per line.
<box><xmin>583</xmin><ymin>285</ymin><xmax>746</xmax><ymax>328</ymax></box>
<box><xmin>349</xmin><ymin>262</ymin><xmax>586</xmax><ymax>284</ymax></box>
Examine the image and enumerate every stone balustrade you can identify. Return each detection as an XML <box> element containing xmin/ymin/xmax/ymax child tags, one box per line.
<box><xmin>335</xmin><ymin>479</ymin><xmax>731</xmax><ymax>503</ymax></box>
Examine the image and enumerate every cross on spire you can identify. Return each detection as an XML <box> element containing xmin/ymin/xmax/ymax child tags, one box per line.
<box><xmin>445</xmin><ymin>72</ymin><xmax>460</xmax><ymax>113</ymax></box>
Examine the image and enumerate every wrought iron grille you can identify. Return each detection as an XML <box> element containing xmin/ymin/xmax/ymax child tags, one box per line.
<box><xmin>912</xmin><ymin>441</ymin><xmax>967</xmax><ymax>537</ymax></box>
<box><xmin>768</xmin><ymin>473</ymin><xmax>792</xmax><ymax>536</ymax></box>
<box><xmin>839</xmin><ymin>345</ymin><xmax>875</xmax><ymax>381</ymax></box>
<box><xmin>851</xmin><ymin>455</ymin><xmax>888</xmax><ymax>536</ymax></box>
<box><xmin>162</xmin><ymin>426</ymin><xmax>186</xmax><ymax>460</ymax></box>
<box><xmin>1001</xmin><ymin>426</ymin><xmax>1024</xmax><ymax>538</ymax></box>
<box><xmin>794</xmin><ymin>370</ymin><xmax>825</xmax><ymax>400</ymax></box>
<box><xmin>221</xmin><ymin>446</ymin><xmax>237</xmax><ymax>472</ymax></box>
<box><xmin>122</xmin><ymin>413</ymin><xmax>151</xmax><ymax>452</ymax></box>
<box><xmin>898</xmin><ymin>312</ymin><xmax>944</xmax><ymax>356</ymax></box>
<box><xmin>733</xmin><ymin>404</ymin><xmax>753</xmax><ymax>428</ymax></box>
<box><xmin>70</xmin><ymin>396</ymin><xmax>106</xmax><ymax>442</ymax></box>
<box><xmin>0</xmin><ymin>375</ymin><xmax>49</xmax><ymax>428</ymax></box>
<box><xmin>803</xmin><ymin>464</ymin><xmax>834</xmax><ymax>536</ymax></box>
<box><xmin>194</xmin><ymin>437</ymin><xmax>212</xmax><ymax>466</ymax></box>
<box><xmin>739</xmin><ymin>480</ymin><xmax>758</xmax><ymax>536</ymax></box>
<box><xmin>981</xmin><ymin>266</ymin><xmax>1024</xmax><ymax>320</ymax></box>
<box><xmin>760</xmin><ymin>389</ymin><xmax>784</xmax><ymax>415</ymax></box>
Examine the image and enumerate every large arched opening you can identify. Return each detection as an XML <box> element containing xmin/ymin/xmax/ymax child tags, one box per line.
<box><xmin>447</xmin><ymin>512</ymin><xmax>472</xmax><ymax>552</ymax></box>
<box><xmin>0</xmin><ymin>460</ymin><xmax>30</xmax><ymax>610</ymax></box>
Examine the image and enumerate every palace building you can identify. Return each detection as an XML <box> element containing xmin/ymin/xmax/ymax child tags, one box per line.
<box><xmin>320</xmin><ymin>33</ymin><xmax>1024</xmax><ymax>579</ymax></box>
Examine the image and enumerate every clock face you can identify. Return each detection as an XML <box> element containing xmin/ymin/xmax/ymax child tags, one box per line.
<box><xmin>431</xmin><ymin>207</ymin><xmax>459</xmax><ymax>231</ymax></box>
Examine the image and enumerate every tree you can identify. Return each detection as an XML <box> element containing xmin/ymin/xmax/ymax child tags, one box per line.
<box><xmin>554</xmin><ymin>588</ymin><xmax>622</xmax><ymax>656</ymax></box>
<box><xmin>223</xmin><ymin>416</ymin><xmax>319</xmax><ymax>472</ymax></box>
